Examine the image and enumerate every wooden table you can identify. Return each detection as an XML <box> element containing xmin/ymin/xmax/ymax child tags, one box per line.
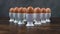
<box><xmin>0</xmin><ymin>17</ymin><xmax>60</xmax><ymax>34</ymax></box>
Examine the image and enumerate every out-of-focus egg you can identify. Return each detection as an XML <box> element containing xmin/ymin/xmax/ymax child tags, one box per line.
<box><xmin>34</xmin><ymin>7</ymin><xmax>41</xmax><ymax>13</ymax></box>
<box><xmin>22</xmin><ymin>7</ymin><xmax>27</xmax><ymax>13</ymax></box>
<box><xmin>41</xmin><ymin>8</ymin><xmax>46</xmax><ymax>13</ymax></box>
<box><xmin>9</xmin><ymin>8</ymin><xmax>14</xmax><ymax>13</ymax></box>
<box><xmin>18</xmin><ymin>7</ymin><xmax>23</xmax><ymax>13</ymax></box>
<box><xmin>27</xmin><ymin>6</ymin><xmax>34</xmax><ymax>13</ymax></box>
<box><xmin>13</xmin><ymin>7</ymin><xmax>18</xmax><ymax>13</ymax></box>
<box><xmin>46</xmin><ymin>8</ymin><xmax>51</xmax><ymax>13</ymax></box>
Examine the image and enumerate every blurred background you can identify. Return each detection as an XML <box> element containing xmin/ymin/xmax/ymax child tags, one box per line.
<box><xmin>0</xmin><ymin>0</ymin><xmax>60</xmax><ymax>17</ymax></box>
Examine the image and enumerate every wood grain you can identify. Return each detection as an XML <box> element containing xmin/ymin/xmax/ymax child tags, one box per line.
<box><xmin>0</xmin><ymin>17</ymin><xmax>60</xmax><ymax>34</ymax></box>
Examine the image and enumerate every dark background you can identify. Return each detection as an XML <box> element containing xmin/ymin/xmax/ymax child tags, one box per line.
<box><xmin>0</xmin><ymin>0</ymin><xmax>60</xmax><ymax>17</ymax></box>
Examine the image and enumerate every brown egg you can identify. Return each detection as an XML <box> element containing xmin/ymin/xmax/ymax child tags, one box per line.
<box><xmin>39</xmin><ymin>8</ymin><xmax>42</xmax><ymax>13</ymax></box>
<box><xmin>18</xmin><ymin>7</ymin><xmax>23</xmax><ymax>13</ymax></box>
<box><xmin>41</xmin><ymin>8</ymin><xmax>46</xmax><ymax>13</ymax></box>
<box><xmin>39</xmin><ymin>8</ymin><xmax>43</xmax><ymax>13</ymax></box>
<box><xmin>34</xmin><ymin>8</ymin><xmax>37</xmax><ymax>13</ymax></box>
<box><xmin>13</xmin><ymin>7</ymin><xmax>18</xmax><ymax>13</ymax></box>
<box><xmin>46</xmin><ymin>8</ymin><xmax>51</xmax><ymax>13</ymax></box>
<box><xmin>27</xmin><ymin>6</ymin><xmax>34</xmax><ymax>13</ymax></box>
<box><xmin>9</xmin><ymin>8</ymin><xmax>14</xmax><ymax>13</ymax></box>
<box><xmin>34</xmin><ymin>7</ymin><xmax>41</xmax><ymax>13</ymax></box>
<box><xmin>22</xmin><ymin>7</ymin><xmax>27</xmax><ymax>13</ymax></box>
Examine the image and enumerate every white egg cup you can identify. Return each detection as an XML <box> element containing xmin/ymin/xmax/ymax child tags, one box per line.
<box><xmin>40</xmin><ymin>13</ymin><xmax>46</xmax><ymax>23</ymax></box>
<box><xmin>45</xmin><ymin>13</ymin><xmax>51</xmax><ymax>22</ymax></box>
<box><xmin>26</xmin><ymin>14</ymin><xmax>34</xmax><ymax>26</ymax></box>
<box><xmin>9</xmin><ymin>19</ymin><xmax>14</xmax><ymax>22</ymax></box>
<box><xmin>23</xmin><ymin>13</ymin><xmax>26</xmax><ymax>22</ymax></box>
<box><xmin>13</xmin><ymin>13</ymin><xmax>18</xmax><ymax>23</ymax></box>
<box><xmin>34</xmin><ymin>13</ymin><xmax>41</xmax><ymax>25</ymax></box>
<box><xmin>46</xmin><ymin>19</ymin><xmax>50</xmax><ymax>22</ymax></box>
<box><xmin>18</xmin><ymin>13</ymin><xmax>25</xmax><ymax>25</ymax></box>
<box><xmin>9</xmin><ymin>13</ymin><xmax>14</xmax><ymax>22</ymax></box>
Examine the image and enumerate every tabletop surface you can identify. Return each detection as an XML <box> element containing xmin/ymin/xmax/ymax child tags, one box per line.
<box><xmin>0</xmin><ymin>17</ymin><xmax>60</xmax><ymax>34</ymax></box>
